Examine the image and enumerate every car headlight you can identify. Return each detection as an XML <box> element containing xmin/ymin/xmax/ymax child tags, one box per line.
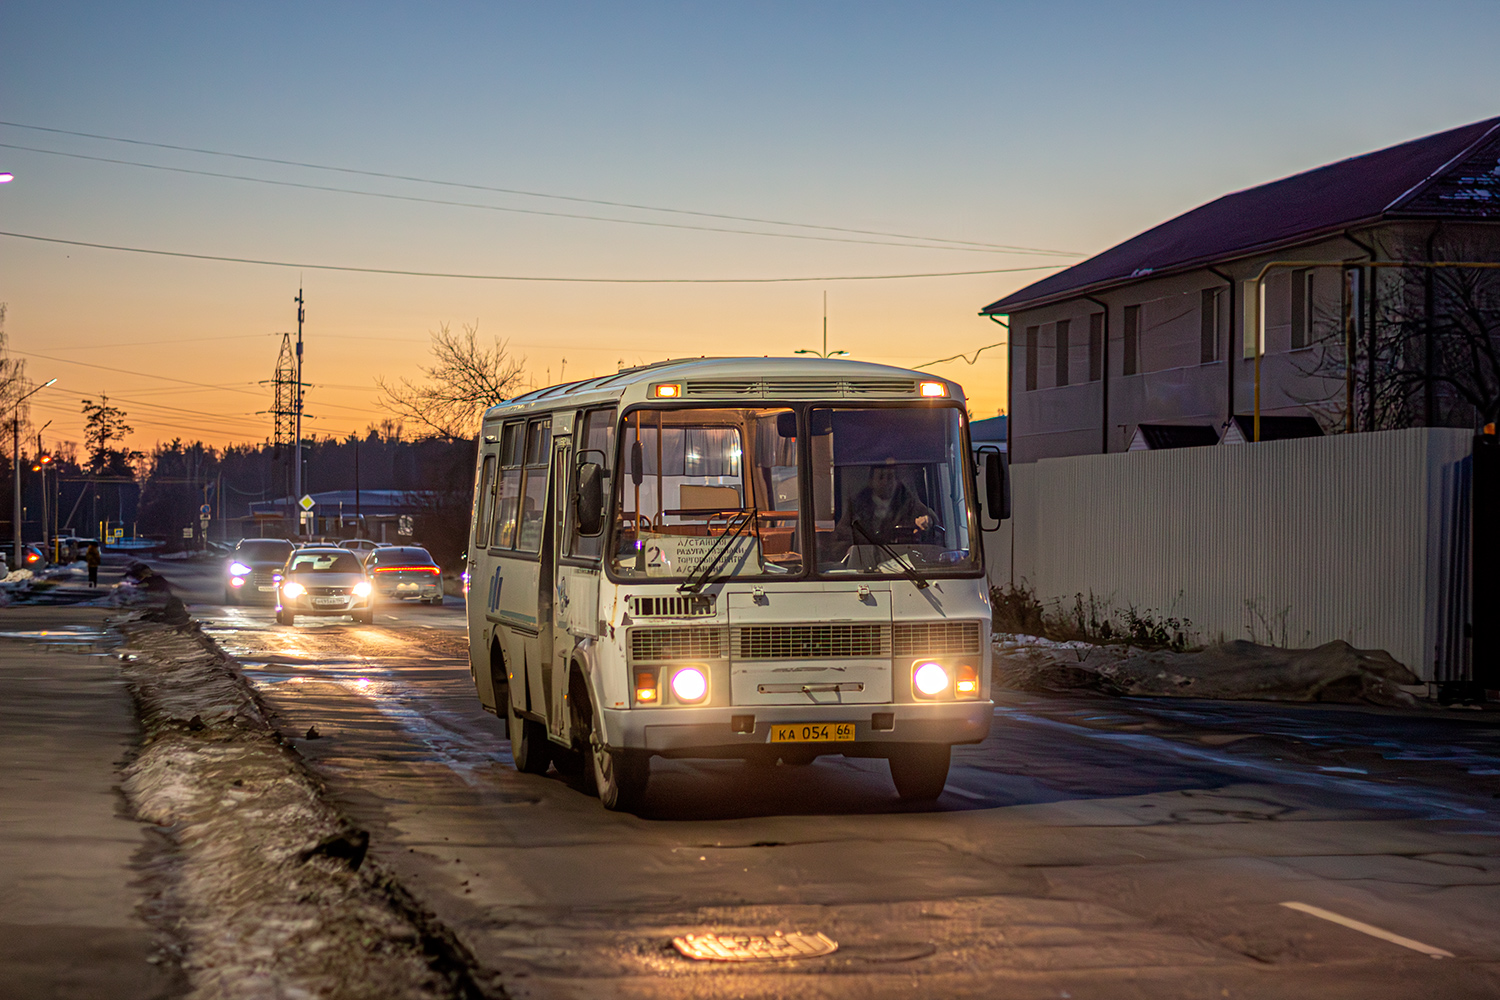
<box><xmin>912</xmin><ymin>661</ymin><xmax>949</xmax><ymax>698</ymax></box>
<box><xmin>352</xmin><ymin>581</ymin><xmax>372</xmax><ymax>598</ymax></box>
<box><xmin>281</xmin><ymin>581</ymin><xmax>306</xmax><ymax>599</ymax></box>
<box><xmin>229</xmin><ymin>562</ymin><xmax>251</xmax><ymax>576</ymax></box>
<box><xmin>670</xmin><ymin>666</ymin><xmax>708</xmax><ymax>704</ymax></box>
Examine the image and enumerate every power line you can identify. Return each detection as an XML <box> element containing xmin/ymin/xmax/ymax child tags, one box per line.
<box><xmin>0</xmin><ymin>120</ymin><xmax>1081</xmax><ymax>257</ymax></box>
<box><xmin>0</xmin><ymin>141</ymin><xmax>1066</xmax><ymax>256</ymax></box>
<box><xmin>0</xmin><ymin>231</ymin><xmax>1067</xmax><ymax>283</ymax></box>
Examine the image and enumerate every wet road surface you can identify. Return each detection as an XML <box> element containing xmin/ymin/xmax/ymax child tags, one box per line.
<box><xmin>161</xmin><ymin>560</ymin><xmax>1500</xmax><ymax>998</ymax></box>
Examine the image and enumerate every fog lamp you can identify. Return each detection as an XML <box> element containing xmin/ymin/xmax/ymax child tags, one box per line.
<box><xmin>352</xmin><ymin>581</ymin><xmax>372</xmax><ymax>598</ymax></box>
<box><xmin>671</xmin><ymin>666</ymin><xmax>708</xmax><ymax>704</ymax></box>
<box><xmin>635</xmin><ymin>670</ymin><xmax>659</xmax><ymax>704</ymax></box>
<box><xmin>955</xmin><ymin>664</ymin><xmax>979</xmax><ymax>698</ymax></box>
<box><xmin>229</xmin><ymin>562</ymin><xmax>251</xmax><ymax>576</ymax></box>
<box><xmin>281</xmin><ymin>581</ymin><xmax>306</xmax><ymax>599</ymax></box>
<box><xmin>230</xmin><ymin>577</ymin><xmax>245</xmax><ymax>588</ymax></box>
<box><xmin>913</xmin><ymin>661</ymin><xmax>949</xmax><ymax>698</ymax></box>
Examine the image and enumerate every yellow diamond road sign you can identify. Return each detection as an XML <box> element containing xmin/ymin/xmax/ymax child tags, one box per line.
<box><xmin>298</xmin><ymin>494</ymin><xmax>316</xmax><ymax>511</ymax></box>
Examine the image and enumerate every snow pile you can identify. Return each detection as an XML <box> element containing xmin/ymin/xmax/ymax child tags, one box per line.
<box><xmin>994</xmin><ymin>635</ymin><xmax>1423</xmax><ymax>708</ymax></box>
<box><xmin>114</xmin><ymin>613</ymin><xmax>488</xmax><ymax>999</ymax></box>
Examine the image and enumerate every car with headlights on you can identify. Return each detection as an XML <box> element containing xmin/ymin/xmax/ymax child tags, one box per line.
<box><xmin>225</xmin><ymin>538</ymin><xmax>295</xmax><ymax>604</ymax></box>
<box><xmin>275</xmin><ymin>547</ymin><xmax>374</xmax><ymax>625</ymax></box>
<box><xmin>364</xmin><ymin>545</ymin><xmax>444</xmax><ymax>604</ymax></box>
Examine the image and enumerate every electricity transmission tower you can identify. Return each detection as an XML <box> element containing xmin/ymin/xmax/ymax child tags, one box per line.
<box><xmin>266</xmin><ymin>332</ymin><xmax>298</xmax><ymax>532</ymax></box>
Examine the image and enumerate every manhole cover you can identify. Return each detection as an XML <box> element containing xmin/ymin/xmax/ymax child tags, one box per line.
<box><xmin>672</xmin><ymin>931</ymin><xmax>838</xmax><ymax>962</ymax></box>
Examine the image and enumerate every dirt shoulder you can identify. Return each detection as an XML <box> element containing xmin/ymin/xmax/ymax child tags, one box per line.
<box><xmin>113</xmin><ymin>611</ymin><xmax>503</xmax><ymax>1000</ymax></box>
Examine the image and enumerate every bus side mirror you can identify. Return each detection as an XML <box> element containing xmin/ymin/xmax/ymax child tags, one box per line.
<box><xmin>974</xmin><ymin>446</ymin><xmax>1009</xmax><ymax>527</ymax></box>
<box><xmin>576</xmin><ymin>462</ymin><xmax>605</xmax><ymax>536</ymax></box>
<box><xmin>630</xmin><ymin>440</ymin><xmax>644</xmax><ymax>486</ymax></box>
<box><xmin>987</xmin><ymin>451</ymin><xmax>1010</xmax><ymax>522</ymax></box>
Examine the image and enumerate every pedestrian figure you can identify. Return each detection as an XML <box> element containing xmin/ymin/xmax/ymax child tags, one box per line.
<box><xmin>85</xmin><ymin>543</ymin><xmax>101</xmax><ymax>587</ymax></box>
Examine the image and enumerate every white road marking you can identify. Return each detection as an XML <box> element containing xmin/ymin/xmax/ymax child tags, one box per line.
<box><xmin>1280</xmin><ymin>902</ymin><xmax>1454</xmax><ymax>958</ymax></box>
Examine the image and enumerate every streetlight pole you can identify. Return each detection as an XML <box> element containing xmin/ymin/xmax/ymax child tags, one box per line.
<box><xmin>293</xmin><ymin>288</ymin><xmax>305</xmax><ymax>537</ymax></box>
<box><xmin>32</xmin><ymin>421</ymin><xmax>51</xmax><ymax>559</ymax></box>
<box><xmin>10</xmin><ymin>377</ymin><xmax>56</xmax><ymax>567</ymax></box>
<box><xmin>794</xmin><ymin>291</ymin><xmax>849</xmax><ymax>359</ymax></box>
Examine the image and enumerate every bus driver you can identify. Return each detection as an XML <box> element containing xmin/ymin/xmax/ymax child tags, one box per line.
<box><xmin>834</xmin><ymin>462</ymin><xmax>941</xmax><ymax>551</ymax></box>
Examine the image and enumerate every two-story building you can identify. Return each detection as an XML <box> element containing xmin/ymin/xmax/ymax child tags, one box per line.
<box><xmin>983</xmin><ymin>116</ymin><xmax>1500</xmax><ymax>463</ymax></box>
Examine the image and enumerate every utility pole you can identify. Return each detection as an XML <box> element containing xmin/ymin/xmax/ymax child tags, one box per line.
<box><xmin>354</xmin><ymin>436</ymin><xmax>361</xmax><ymax>537</ymax></box>
<box><xmin>293</xmin><ymin>287</ymin><xmax>305</xmax><ymax>537</ymax></box>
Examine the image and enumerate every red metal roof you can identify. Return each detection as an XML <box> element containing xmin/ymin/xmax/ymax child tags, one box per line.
<box><xmin>983</xmin><ymin>117</ymin><xmax>1500</xmax><ymax>315</ymax></box>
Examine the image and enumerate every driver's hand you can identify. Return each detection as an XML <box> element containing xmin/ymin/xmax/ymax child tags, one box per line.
<box><xmin>915</xmin><ymin>514</ymin><xmax>932</xmax><ymax>531</ymax></box>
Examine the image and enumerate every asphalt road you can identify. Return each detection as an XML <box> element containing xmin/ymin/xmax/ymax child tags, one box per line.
<box><xmin>157</xmin><ymin>557</ymin><xmax>1500</xmax><ymax>999</ymax></box>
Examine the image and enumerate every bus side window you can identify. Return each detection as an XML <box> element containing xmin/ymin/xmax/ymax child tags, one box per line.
<box><xmin>492</xmin><ymin>421</ymin><xmax>524</xmax><ymax>549</ymax></box>
<box><xmin>473</xmin><ymin>454</ymin><xmax>496</xmax><ymax>549</ymax></box>
<box><xmin>568</xmin><ymin>408</ymin><xmax>616</xmax><ymax>560</ymax></box>
<box><xmin>515</xmin><ymin>417</ymin><xmax>552</xmax><ymax>553</ymax></box>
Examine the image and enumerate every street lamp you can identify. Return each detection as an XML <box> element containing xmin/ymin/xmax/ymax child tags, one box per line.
<box><xmin>10</xmin><ymin>378</ymin><xmax>57</xmax><ymax>568</ymax></box>
<box><xmin>794</xmin><ymin>292</ymin><xmax>849</xmax><ymax>359</ymax></box>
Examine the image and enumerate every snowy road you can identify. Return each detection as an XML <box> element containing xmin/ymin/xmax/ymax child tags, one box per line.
<box><xmin>153</xmin><ymin>559</ymin><xmax>1500</xmax><ymax>998</ymax></box>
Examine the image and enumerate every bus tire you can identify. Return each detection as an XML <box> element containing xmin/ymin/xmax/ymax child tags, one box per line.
<box><xmin>888</xmin><ymin>744</ymin><xmax>950</xmax><ymax>801</ymax></box>
<box><xmin>507</xmin><ymin>698</ymin><xmax>550</xmax><ymax>774</ymax></box>
<box><xmin>276</xmin><ymin>610</ymin><xmax>293</xmax><ymax>626</ymax></box>
<box><xmin>571</xmin><ymin>676</ymin><xmax>647</xmax><ymax>810</ymax></box>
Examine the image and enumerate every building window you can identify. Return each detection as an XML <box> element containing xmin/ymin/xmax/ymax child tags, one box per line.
<box><xmin>1055</xmin><ymin>319</ymin><xmax>1070</xmax><ymax>387</ymax></box>
<box><xmin>1291</xmin><ymin>269</ymin><xmax>1314</xmax><ymax>349</ymax></box>
<box><xmin>1025</xmin><ymin>325</ymin><xmax>1039</xmax><ymax>391</ymax></box>
<box><xmin>1200</xmin><ymin>289</ymin><xmax>1220</xmax><ymax>363</ymax></box>
<box><xmin>1089</xmin><ymin>312</ymin><xmax>1103</xmax><ymax>382</ymax></box>
<box><xmin>1122</xmin><ymin>305</ymin><xmax>1140</xmax><ymax>376</ymax></box>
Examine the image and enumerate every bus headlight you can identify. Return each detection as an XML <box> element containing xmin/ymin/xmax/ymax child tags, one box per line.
<box><xmin>281</xmin><ymin>581</ymin><xmax>306</xmax><ymax>599</ymax></box>
<box><xmin>671</xmin><ymin>666</ymin><xmax>708</xmax><ymax>704</ymax></box>
<box><xmin>912</xmin><ymin>661</ymin><xmax>949</xmax><ymax>698</ymax></box>
<box><xmin>229</xmin><ymin>562</ymin><xmax>251</xmax><ymax>576</ymax></box>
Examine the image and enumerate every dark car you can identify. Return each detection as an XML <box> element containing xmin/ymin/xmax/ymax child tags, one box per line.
<box><xmin>225</xmin><ymin>538</ymin><xmax>296</xmax><ymax>604</ymax></box>
<box><xmin>275</xmin><ymin>547</ymin><xmax>374</xmax><ymax>625</ymax></box>
<box><xmin>365</xmin><ymin>545</ymin><xmax>444</xmax><ymax>604</ymax></box>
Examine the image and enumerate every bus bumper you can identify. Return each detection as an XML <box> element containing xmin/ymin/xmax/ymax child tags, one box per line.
<box><xmin>599</xmin><ymin>701</ymin><xmax>993</xmax><ymax>757</ymax></box>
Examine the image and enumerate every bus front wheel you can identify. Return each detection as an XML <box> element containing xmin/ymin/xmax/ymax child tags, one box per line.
<box><xmin>888</xmin><ymin>745</ymin><xmax>951</xmax><ymax>801</ymax></box>
<box><xmin>571</xmin><ymin>677</ymin><xmax>648</xmax><ymax>811</ymax></box>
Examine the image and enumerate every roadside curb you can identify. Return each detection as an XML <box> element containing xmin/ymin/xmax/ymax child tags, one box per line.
<box><xmin>112</xmin><ymin>609</ymin><xmax>505</xmax><ymax>1000</ymax></box>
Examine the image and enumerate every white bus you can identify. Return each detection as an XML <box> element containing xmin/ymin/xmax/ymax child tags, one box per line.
<box><xmin>465</xmin><ymin>357</ymin><xmax>1009</xmax><ymax>809</ymax></box>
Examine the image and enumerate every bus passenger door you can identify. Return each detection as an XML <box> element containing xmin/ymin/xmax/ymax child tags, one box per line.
<box><xmin>545</xmin><ymin>435</ymin><xmax>573</xmax><ymax>737</ymax></box>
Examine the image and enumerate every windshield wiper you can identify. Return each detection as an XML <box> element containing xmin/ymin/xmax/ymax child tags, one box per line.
<box><xmin>678</xmin><ymin>508</ymin><xmax>759</xmax><ymax>594</ymax></box>
<box><xmin>850</xmin><ymin>518</ymin><xmax>929</xmax><ymax>590</ymax></box>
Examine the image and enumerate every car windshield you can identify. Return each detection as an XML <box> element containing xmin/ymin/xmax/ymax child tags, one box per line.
<box><xmin>370</xmin><ymin>547</ymin><xmax>434</xmax><ymax>566</ymax></box>
<box><xmin>610</xmin><ymin>407</ymin><xmax>802</xmax><ymax>581</ymax></box>
<box><xmin>811</xmin><ymin>406</ymin><xmax>977</xmax><ymax>576</ymax></box>
<box><xmin>237</xmin><ymin>540</ymin><xmax>294</xmax><ymax>561</ymax></box>
<box><xmin>287</xmin><ymin>551</ymin><xmax>363</xmax><ymax>574</ymax></box>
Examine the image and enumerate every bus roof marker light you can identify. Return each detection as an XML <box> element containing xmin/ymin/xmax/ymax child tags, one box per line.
<box><xmin>653</xmin><ymin>383</ymin><xmax>682</xmax><ymax>398</ymax></box>
<box><xmin>919</xmin><ymin>381</ymin><xmax>947</xmax><ymax>398</ymax></box>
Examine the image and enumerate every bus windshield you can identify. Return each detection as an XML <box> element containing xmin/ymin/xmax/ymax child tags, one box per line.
<box><xmin>811</xmin><ymin>407</ymin><xmax>977</xmax><ymax>577</ymax></box>
<box><xmin>611</xmin><ymin>407</ymin><xmax>801</xmax><ymax>581</ymax></box>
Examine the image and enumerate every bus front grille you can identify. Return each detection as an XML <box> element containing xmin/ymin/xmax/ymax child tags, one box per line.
<box><xmin>891</xmin><ymin>620</ymin><xmax>983</xmax><ymax>656</ymax></box>
<box><xmin>630</xmin><ymin>626</ymin><xmax>727</xmax><ymax>662</ymax></box>
<box><xmin>631</xmin><ymin>594</ymin><xmax>716</xmax><ymax>618</ymax></box>
<box><xmin>734</xmin><ymin>624</ymin><xmax>889</xmax><ymax>660</ymax></box>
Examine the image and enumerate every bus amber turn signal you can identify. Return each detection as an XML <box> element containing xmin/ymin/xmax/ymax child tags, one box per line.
<box><xmin>635</xmin><ymin>670</ymin><xmax>659</xmax><ymax>703</ymax></box>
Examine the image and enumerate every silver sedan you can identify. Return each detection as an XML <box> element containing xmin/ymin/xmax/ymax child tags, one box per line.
<box><xmin>275</xmin><ymin>548</ymin><xmax>375</xmax><ymax>625</ymax></box>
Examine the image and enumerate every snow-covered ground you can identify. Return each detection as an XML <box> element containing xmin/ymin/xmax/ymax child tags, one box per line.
<box><xmin>993</xmin><ymin>633</ymin><xmax>1425</xmax><ymax>707</ymax></box>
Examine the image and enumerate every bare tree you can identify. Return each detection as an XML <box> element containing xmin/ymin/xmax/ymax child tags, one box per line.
<box><xmin>376</xmin><ymin>321</ymin><xmax>526</xmax><ymax>439</ymax></box>
<box><xmin>1299</xmin><ymin>231</ymin><xmax>1500</xmax><ymax>431</ymax></box>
